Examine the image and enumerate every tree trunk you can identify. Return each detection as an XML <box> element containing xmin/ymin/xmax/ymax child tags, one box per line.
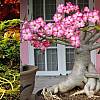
<box><xmin>42</xmin><ymin>47</ymin><xmax>100</xmax><ymax>98</ymax></box>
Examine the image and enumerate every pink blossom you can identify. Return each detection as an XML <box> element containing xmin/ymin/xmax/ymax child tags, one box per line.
<box><xmin>30</xmin><ymin>20</ymin><xmax>40</xmax><ymax>32</ymax></box>
<box><xmin>22</xmin><ymin>33</ymin><xmax>33</xmax><ymax>41</ymax></box>
<box><xmin>76</xmin><ymin>12</ymin><xmax>83</xmax><ymax>17</ymax></box>
<box><xmin>44</xmin><ymin>23</ymin><xmax>54</xmax><ymax>36</ymax></box>
<box><xmin>65</xmin><ymin>29</ymin><xmax>74</xmax><ymax>39</ymax></box>
<box><xmin>62</xmin><ymin>18</ymin><xmax>69</xmax><ymax>26</ymax></box>
<box><xmin>75</xmin><ymin>19</ymin><xmax>85</xmax><ymax>28</ymax></box>
<box><xmin>75</xmin><ymin>30</ymin><xmax>80</xmax><ymax>35</ymax></box>
<box><xmin>33</xmin><ymin>40</ymin><xmax>50</xmax><ymax>50</ymax></box>
<box><xmin>32</xmin><ymin>34</ymin><xmax>38</xmax><ymax>40</ymax></box>
<box><xmin>84</xmin><ymin>7</ymin><xmax>90</xmax><ymax>12</ymax></box>
<box><xmin>71</xmin><ymin>40</ymin><xmax>80</xmax><ymax>48</ymax></box>
<box><xmin>70</xmin><ymin>35</ymin><xmax>80</xmax><ymax>41</ymax></box>
<box><xmin>42</xmin><ymin>41</ymin><xmax>50</xmax><ymax>47</ymax></box>
<box><xmin>21</xmin><ymin>2</ymin><xmax>100</xmax><ymax>49</ymax></box>
<box><xmin>72</xmin><ymin>14</ymin><xmax>78</xmax><ymax>20</ymax></box>
<box><xmin>37</xmin><ymin>28</ymin><xmax>44</xmax><ymax>36</ymax></box>
<box><xmin>52</xmin><ymin>25</ymin><xmax>64</xmax><ymax>37</ymax></box>
<box><xmin>22</xmin><ymin>21</ymin><xmax>28</xmax><ymax>29</ymax></box>
<box><xmin>70</xmin><ymin>40</ymin><xmax>80</xmax><ymax>48</ymax></box>
<box><xmin>22</xmin><ymin>28</ymin><xmax>31</xmax><ymax>34</ymax></box>
<box><xmin>66</xmin><ymin>2</ymin><xmax>72</xmax><ymax>6</ymax></box>
<box><xmin>63</xmin><ymin>6</ymin><xmax>70</xmax><ymax>14</ymax></box>
<box><xmin>62</xmin><ymin>16</ymin><xmax>73</xmax><ymax>27</ymax></box>
<box><xmin>53</xmin><ymin>13</ymin><xmax>63</xmax><ymax>22</ymax></box>
<box><xmin>74</xmin><ymin>5</ymin><xmax>79</xmax><ymax>11</ymax></box>
<box><xmin>57</xmin><ymin>4</ymin><xmax>64</xmax><ymax>13</ymax></box>
<box><xmin>83</xmin><ymin>13</ymin><xmax>89</xmax><ymax>22</ymax></box>
<box><xmin>38</xmin><ymin>32</ymin><xmax>44</xmax><ymax>37</ymax></box>
<box><xmin>72</xmin><ymin>12</ymin><xmax>83</xmax><ymax>21</ymax></box>
<box><xmin>88</xmin><ymin>10</ymin><xmax>100</xmax><ymax>23</ymax></box>
<box><xmin>67</xmin><ymin>16</ymin><xmax>74</xmax><ymax>23</ymax></box>
<box><xmin>65</xmin><ymin>2</ymin><xmax>79</xmax><ymax>13</ymax></box>
<box><xmin>36</xmin><ymin>17</ymin><xmax>46</xmax><ymax>27</ymax></box>
<box><xmin>33</xmin><ymin>41</ymin><xmax>40</xmax><ymax>48</ymax></box>
<box><xmin>70</xmin><ymin>35</ymin><xmax>80</xmax><ymax>48</ymax></box>
<box><xmin>22</xmin><ymin>21</ymin><xmax>32</xmax><ymax>34</ymax></box>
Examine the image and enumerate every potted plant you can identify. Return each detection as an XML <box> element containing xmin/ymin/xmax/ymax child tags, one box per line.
<box><xmin>21</xmin><ymin>2</ymin><xmax>100</xmax><ymax>99</ymax></box>
<box><xmin>20</xmin><ymin>65</ymin><xmax>38</xmax><ymax>100</ymax></box>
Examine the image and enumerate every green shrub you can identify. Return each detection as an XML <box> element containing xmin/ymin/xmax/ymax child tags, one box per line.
<box><xmin>0</xmin><ymin>64</ymin><xmax>20</xmax><ymax>100</ymax></box>
<box><xmin>0</xmin><ymin>19</ymin><xmax>20</xmax><ymax>99</ymax></box>
<box><xmin>0</xmin><ymin>38</ymin><xmax>20</xmax><ymax>68</ymax></box>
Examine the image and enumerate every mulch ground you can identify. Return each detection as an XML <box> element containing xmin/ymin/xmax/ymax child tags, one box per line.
<box><xmin>35</xmin><ymin>87</ymin><xmax>100</xmax><ymax>100</ymax></box>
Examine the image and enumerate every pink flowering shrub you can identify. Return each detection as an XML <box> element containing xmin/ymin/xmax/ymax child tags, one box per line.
<box><xmin>21</xmin><ymin>2</ymin><xmax>100</xmax><ymax>50</ymax></box>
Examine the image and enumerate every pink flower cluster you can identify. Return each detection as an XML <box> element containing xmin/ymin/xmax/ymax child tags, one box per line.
<box><xmin>32</xmin><ymin>40</ymin><xmax>50</xmax><ymax>51</ymax></box>
<box><xmin>57</xmin><ymin>2</ymin><xmax>79</xmax><ymax>14</ymax></box>
<box><xmin>21</xmin><ymin>2</ymin><xmax>100</xmax><ymax>50</ymax></box>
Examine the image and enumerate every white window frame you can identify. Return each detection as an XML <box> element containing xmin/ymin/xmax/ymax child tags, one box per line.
<box><xmin>28</xmin><ymin>0</ymin><xmax>56</xmax><ymax>22</ymax></box>
<box><xmin>28</xmin><ymin>0</ymin><xmax>96</xmax><ymax>76</ymax></box>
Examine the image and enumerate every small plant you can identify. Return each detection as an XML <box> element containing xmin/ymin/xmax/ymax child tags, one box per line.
<box><xmin>0</xmin><ymin>19</ymin><xmax>20</xmax><ymax>99</ymax></box>
<box><xmin>0</xmin><ymin>19</ymin><xmax>20</xmax><ymax>68</ymax></box>
<box><xmin>0</xmin><ymin>64</ymin><xmax>20</xmax><ymax>100</ymax></box>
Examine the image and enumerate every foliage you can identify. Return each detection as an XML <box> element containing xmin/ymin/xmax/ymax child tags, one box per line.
<box><xmin>0</xmin><ymin>19</ymin><xmax>20</xmax><ymax>33</ymax></box>
<box><xmin>21</xmin><ymin>2</ymin><xmax>100</xmax><ymax>51</ymax></box>
<box><xmin>0</xmin><ymin>0</ymin><xmax>19</xmax><ymax>21</ymax></box>
<box><xmin>0</xmin><ymin>23</ymin><xmax>20</xmax><ymax>67</ymax></box>
<box><xmin>0</xmin><ymin>39</ymin><xmax>20</xmax><ymax>67</ymax></box>
<box><xmin>0</xmin><ymin>19</ymin><xmax>20</xmax><ymax>99</ymax></box>
<box><xmin>0</xmin><ymin>64</ymin><xmax>20</xmax><ymax>100</ymax></box>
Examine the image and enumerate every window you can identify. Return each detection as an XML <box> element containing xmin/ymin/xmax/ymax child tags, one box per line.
<box><xmin>33</xmin><ymin>0</ymin><xmax>57</xmax><ymax>72</ymax></box>
<box><xmin>47</xmin><ymin>49</ymin><xmax>58</xmax><ymax>71</ymax></box>
<box><xmin>34</xmin><ymin>49</ymin><xmax>45</xmax><ymax>71</ymax></box>
<box><xmin>66</xmin><ymin>48</ymin><xmax>75</xmax><ymax>70</ymax></box>
<box><xmin>33</xmin><ymin>0</ymin><xmax>44</xmax><ymax>19</ymax></box>
<box><xmin>45</xmin><ymin>0</ymin><xmax>56</xmax><ymax>20</ymax></box>
<box><xmin>77</xmin><ymin>0</ymin><xmax>89</xmax><ymax>9</ymax></box>
<box><xmin>34</xmin><ymin>48</ymin><xmax>58</xmax><ymax>71</ymax></box>
<box><xmin>33</xmin><ymin>0</ymin><xmax>56</xmax><ymax>21</ymax></box>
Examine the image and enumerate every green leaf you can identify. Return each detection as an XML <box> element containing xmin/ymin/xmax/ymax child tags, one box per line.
<box><xmin>95</xmin><ymin>25</ymin><xmax>100</xmax><ymax>31</ymax></box>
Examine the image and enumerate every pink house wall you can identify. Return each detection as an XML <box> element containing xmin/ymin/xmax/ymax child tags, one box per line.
<box><xmin>95</xmin><ymin>0</ymin><xmax>100</xmax><ymax>73</ymax></box>
<box><xmin>20</xmin><ymin>0</ymin><xmax>29</xmax><ymax>65</ymax></box>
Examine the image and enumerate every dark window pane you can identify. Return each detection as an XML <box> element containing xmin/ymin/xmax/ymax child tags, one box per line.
<box><xmin>33</xmin><ymin>0</ymin><xmax>44</xmax><ymax>19</ymax></box>
<box><xmin>77</xmin><ymin>0</ymin><xmax>89</xmax><ymax>9</ymax></box>
<box><xmin>34</xmin><ymin>49</ymin><xmax>45</xmax><ymax>71</ymax></box>
<box><xmin>45</xmin><ymin>0</ymin><xmax>56</xmax><ymax>20</ymax></box>
<box><xmin>78</xmin><ymin>0</ymin><xmax>84</xmax><ymax>3</ymax></box>
<box><xmin>66</xmin><ymin>48</ymin><xmax>75</xmax><ymax>70</ymax></box>
<box><xmin>47</xmin><ymin>49</ymin><xmax>58</xmax><ymax>71</ymax></box>
<box><xmin>77</xmin><ymin>0</ymin><xmax>88</xmax><ymax>4</ymax></box>
<box><xmin>65</xmin><ymin>0</ymin><xmax>76</xmax><ymax>4</ymax></box>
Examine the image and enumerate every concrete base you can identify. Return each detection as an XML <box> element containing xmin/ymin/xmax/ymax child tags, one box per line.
<box><xmin>33</xmin><ymin>76</ymin><xmax>67</xmax><ymax>94</ymax></box>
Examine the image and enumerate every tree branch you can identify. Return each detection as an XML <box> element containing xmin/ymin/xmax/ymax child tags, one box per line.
<box><xmin>90</xmin><ymin>33</ymin><xmax>100</xmax><ymax>44</ymax></box>
<box><xmin>89</xmin><ymin>42</ymin><xmax>100</xmax><ymax>51</ymax></box>
<box><xmin>85</xmin><ymin>73</ymin><xmax>100</xmax><ymax>80</ymax></box>
<box><xmin>84</xmin><ymin>32</ymin><xmax>96</xmax><ymax>44</ymax></box>
<box><xmin>80</xmin><ymin>26</ymin><xmax>97</xmax><ymax>44</ymax></box>
<box><xmin>80</xmin><ymin>31</ymin><xmax>86</xmax><ymax>41</ymax></box>
<box><xmin>46</xmin><ymin>37</ymin><xmax>71</xmax><ymax>46</ymax></box>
